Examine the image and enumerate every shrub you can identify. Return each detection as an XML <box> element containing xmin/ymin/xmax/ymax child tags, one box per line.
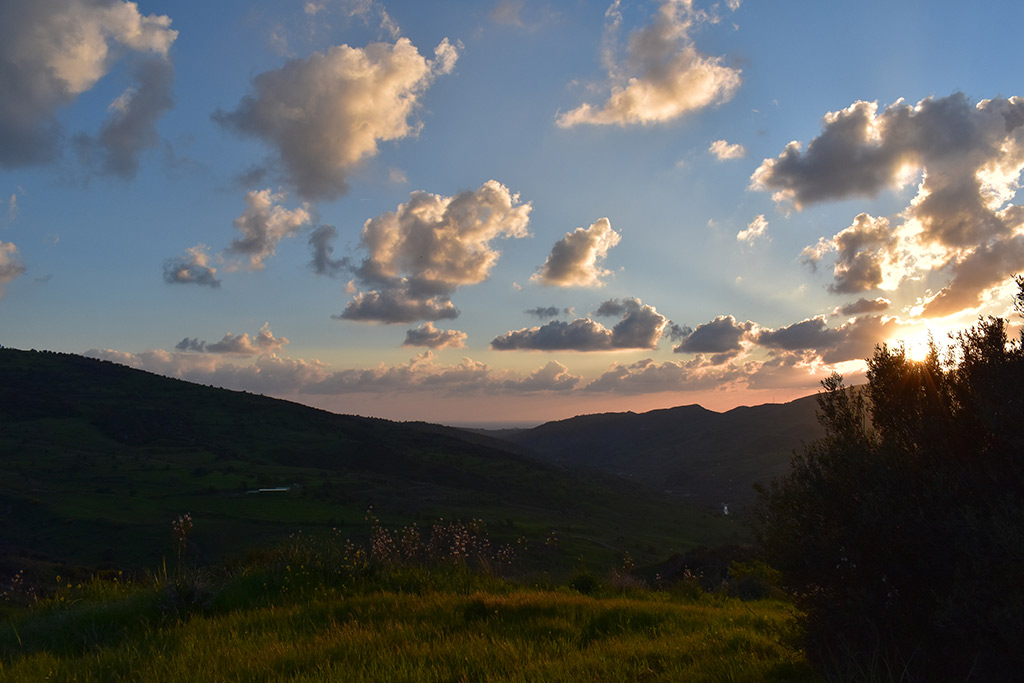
<box><xmin>755</xmin><ymin>279</ymin><xmax>1024</xmax><ymax>681</ymax></box>
<box><xmin>569</xmin><ymin>571</ymin><xmax>599</xmax><ymax>595</ymax></box>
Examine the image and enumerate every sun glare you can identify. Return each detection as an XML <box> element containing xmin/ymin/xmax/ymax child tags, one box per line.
<box><xmin>888</xmin><ymin>328</ymin><xmax>949</xmax><ymax>363</ymax></box>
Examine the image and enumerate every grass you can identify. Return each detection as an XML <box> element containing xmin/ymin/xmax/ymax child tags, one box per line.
<box><xmin>1</xmin><ymin>576</ymin><xmax>815</xmax><ymax>682</ymax></box>
<box><xmin>0</xmin><ymin>516</ymin><xmax>816</xmax><ymax>682</ymax></box>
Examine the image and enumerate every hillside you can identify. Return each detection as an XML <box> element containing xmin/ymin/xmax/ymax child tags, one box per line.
<box><xmin>495</xmin><ymin>396</ymin><xmax>824</xmax><ymax>510</ymax></box>
<box><xmin>0</xmin><ymin>349</ymin><xmax>742</xmax><ymax>573</ymax></box>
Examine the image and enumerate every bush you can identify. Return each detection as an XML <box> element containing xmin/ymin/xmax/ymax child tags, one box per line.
<box><xmin>569</xmin><ymin>571</ymin><xmax>599</xmax><ymax>595</ymax></box>
<box><xmin>755</xmin><ymin>280</ymin><xmax>1024</xmax><ymax>681</ymax></box>
<box><xmin>727</xmin><ymin>560</ymin><xmax>781</xmax><ymax>601</ymax></box>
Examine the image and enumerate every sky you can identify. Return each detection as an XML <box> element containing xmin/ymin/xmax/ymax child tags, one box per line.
<box><xmin>2</xmin><ymin>0</ymin><xmax>1024</xmax><ymax>426</ymax></box>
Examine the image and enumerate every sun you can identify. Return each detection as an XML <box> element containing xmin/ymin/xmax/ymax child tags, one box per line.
<box><xmin>887</xmin><ymin>323</ymin><xmax>958</xmax><ymax>363</ymax></box>
<box><xmin>902</xmin><ymin>336</ymin><xmax>933</xmax><ymax>362</ymax></box>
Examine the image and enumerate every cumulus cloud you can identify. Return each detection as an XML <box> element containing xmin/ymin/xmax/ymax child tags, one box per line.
<box><xmin>86</xmin><ymin>345</ymin><xmax>571</xmax><ymax>399</ymax></box>
<box><xmin>492</xmin><ymin>298</ymin><xmax>667</xmax><ymax>350</ymax></box>
<box><xmin>736</xmin><ymin>214</ymin><xmax>768</xmax><ymax>243</ymax></box>
<box><xmin>306</xmin><ymin>352</ymin><xmax>582</xmax><ymax>395</ymax></box>
<box><xmin>674</xmin><ymin>314</ymin><xmax>753</xmax><ymax>353</ymax></box>
<box><xmin>340</xmin><ymin>180</ymin><xmax>531</xmax><ymax>323</ymax></box>
<box><xmin>214</xmin><ymin>37</ymin><xmax>458</xmax><ymax>200</ymax></box>
<box><xmin>163</xmin><ymin>245</ymin><xmax>221</xmax><ymax>288</ymax></box>
<box><xmin>835</xmin><ymin>297</ymin><xmax>890</xmax><ymax>316</ymax></box>
<box><xmin>175</xmin><ymin>323</ymin><xmax>288</xmax><ymax>356</ymax></box>
<box><xmin>0</xmin><ymin>0</ymin><xmax>176</xmax><ymax>168</ymax></box>
<box><xmin>338</xmin><ymin>288</ymin><xmax>460</xmax><ymax>323</ymax></box>
<box><xmin>919</xmin><ymin>234</ymin><xmax>1024</xmax><ymax>316</ymax></box>
<box><xmin>86</xmin><ymin>347</ymin><xmax>328</xmax><ymax>397</ymax></box>
<box><xmin>801</xmin><ymin>213</ymin><xmax>898</xmax><ymax>293</ymax></box>
<box><xmin>594</xmin><ymin>299</ymin><xmax>627</xmax><ymax>317</ymax></box>
<box><xmin>753</xmin><ymin>94</ymin><xmax>1024</xmax><ymax>314</ymax></box>
<box><xmin>557</xmin><ymin>0</ymin><xmax>741</xmax><ymax>127</ymax></box>
<box><xmin>491</xmin><ymin>318</ymin><xmax>615</xmax><ymax>351</ymax></box>
<box><xmin>584</xmin><ymin>357</ymin><xmax>744</xmax><ymax>394</ymax></box>
<box><xmin>75</xmin><ymin>57</ymin><xmax>174</xmax><ymax>178</ymax></box>
<box><xmin>709</xmin><ymin>139</ymin><xmax>745</xmax><ymax>160</ymax></box>
<box><xmin>533</xmin><ymin>217</ymin><xmax>621</xmax><ymax>287</ymax></box>
<box><xmin>308</xmin><ymin>224</ymin><xmax>349</xmax><ymax>276</ymax></box>
<box><xmin>753</xmin><ymin>314</ymin><xmax>901</xmax><ymax>364</ymax></box>
<box><xmin>0</xmin><ymin>241</ymin><xmax>26</xmax><ymax>294</ymax></box>
<box><xmin>403</xmin><ymin>322</ymin><xmax>467</xmax><ymax>349</ymax></box>
<box><xmin>510</xmin><ymin>361</ymin><xmax>580</xmax><ymax>392</ymax></box>
<box><xmin>227</xmin><ymin>189</ymin><xmax>311</xmax><ymax>270</ymax></box>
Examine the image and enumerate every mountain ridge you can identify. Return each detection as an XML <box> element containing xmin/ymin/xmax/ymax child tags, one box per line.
<box><xmin>0</xmin><ymin>348</ymin><xmax>742</xmax><ymax>573</ymax></box>
<box><xmin>493</xmin><ymin>393</ymin><xmax>824</xmax><ymax>510</ymax></box>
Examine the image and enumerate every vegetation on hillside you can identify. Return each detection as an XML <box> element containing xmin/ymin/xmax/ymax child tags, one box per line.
<box><xmin>0</xmin><ymin>348</ymin><xmax>743</xmax><ymax>578</ymax></box>
<box><xmin>756</xmin><ymin>279</ymin><xmax>1024</xmax><ymax>681</ymax></box>
<box><xmin>501</xmin><ymin>397</ymin><xmax>823</xmax><ymax>510</ymax></box>
<box><xmin>0</xmin><ymin>515</ymin><xmax>814</xmax><ymax>682</ymax></box>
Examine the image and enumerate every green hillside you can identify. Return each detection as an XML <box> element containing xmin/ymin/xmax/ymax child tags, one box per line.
<box><xmin>0</xmin><ymin>349</ymin><xmax>743</xmax><ymax>575</ymax></box>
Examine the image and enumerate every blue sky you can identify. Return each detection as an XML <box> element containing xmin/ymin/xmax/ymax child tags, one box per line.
<box><xmin>3</xmin><ymin>0</ymin><xmax>1023</xmax><ymax>425</ymax></box>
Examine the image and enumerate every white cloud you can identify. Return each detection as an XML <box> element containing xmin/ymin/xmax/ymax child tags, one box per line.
<box><xmin>403</xmin><ymin>322</ymin><xmax>468</xmax><ymax>349</ymax></box>
<box><xmin>753</xmin><ymin>314</ymin><xmax>902</xmax><ymax>364</ymax></box>
<box><xmin>85</xmin><ymin>347</ymin><xmax>328</xmax><ymax>397</ymax></box>
<box><xmin>753</xmin><ymin>93</ymin><xmax>1024</xmax><ymax>316</ymax></box>
<box><xmin>557</xmin><ymin>0</ymin><xmax>741</xmax><ymax>127</ymax></box>
<box><xmin>584</xmin><ymin>357</ymin><xmax>744</xmax><ymax>394</ymax></box>
<box><xmin>341</xmin><ymin>180</ymin><xmax>531</xmax><ymax>323</ymax></box>
<box><xmin>163</xmin><ymin>245</ymin><xmax>221</xmax><ymax>288</ymax></box>
<box><xmin>674</xmin><ymin>314</ymin><xmax>753</xmax><ymax>353</ymax></box>
<box><xmin>491</xmin><ymin>298</ymin><xmax>667</xmax><ymax>350</ymax></box>
<box><xmin>0</xmin><ymin>0</ymin><xmax>176</xmax><ymax>168</ymax></box>
<box><xmin>175</xmin><ymin>323</ymin><xmax>289</xmax><ymax>355</ymax></box>
<box><xmin>532</xmin><ymin>217</ymin><xmax>621</xmax><ymax>287</ymax></box>
<box><xmin>339</xmin><ymin>288</ymin><xmax>460</xmax><ymax>323</ymax></box>
<box><xmin>87</xmin><ymin>345</ymin><xmax>583</xmax><ymax>398</ymax></box>
<box><xmin>215</xmin><ymin>37</ymin><xmax>458</xmax><ymax>200</ymax></box>
<box><xmin>227</xmin><ymin>189</ymin><xmax>312</xmax><ymax>270</ymax></box>
<box><xmin>736</xmin><ymin>214</ymin><xmax>768</xmax><ymax>243</ymax></box>
<box><xmin>0</xmin><ymin>241</ymin><xmax>26</xmax><ymax>295</ymax></box>
<box><xmin>709</xmin><ymin>139</ymin><xmax>745</xmax><ymax>160</ymax></box>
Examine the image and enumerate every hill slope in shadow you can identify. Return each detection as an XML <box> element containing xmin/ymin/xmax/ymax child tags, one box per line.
<box><xmin>495</xmin><ymin>396</ymin><xmax>824</xmax><ymax>510</ymax></box>
<box><xmin>0</xmin><ymin>349</ymin><xmax>741</xmax><ymax>572</ymax></box>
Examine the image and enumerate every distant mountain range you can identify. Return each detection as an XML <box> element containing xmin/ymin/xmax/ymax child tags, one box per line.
<box><xmin>487</xmin><ymin>396</ymin><xmax>824</xmax><ymax>510</ymax></box>
<box><xmin>0</xmin><ymin>349</ymin><xmax>744</xmax><ymax>573</ymax></box>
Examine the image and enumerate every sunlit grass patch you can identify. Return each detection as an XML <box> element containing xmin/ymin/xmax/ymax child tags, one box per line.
<box><xmin>2</xmin><ymin>579</ymin><xmax>814</xmax><ymax>682</ymax></box>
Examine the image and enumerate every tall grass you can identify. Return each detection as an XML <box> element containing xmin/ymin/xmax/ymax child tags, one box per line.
<box><xmin>1</xmin><ymin>515</ymin><xmax>817</xmax><ymax>682</ymax></box>
<box><xmin>3</xmin><ymin>588</ymin><xmax>813</xmax><ymax>682</ymax></box>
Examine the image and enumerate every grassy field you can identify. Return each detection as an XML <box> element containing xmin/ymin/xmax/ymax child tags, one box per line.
<box><xmin>1</xmin><ymin>564</ymin><xmax>815</xmax><ymax>682</ymax></box>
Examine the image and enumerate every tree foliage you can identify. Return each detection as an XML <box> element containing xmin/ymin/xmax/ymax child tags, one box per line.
<box><xmin>756</xmin><ymin>282</ymin><xmax>1024</xmax><ymax>681</ymax></box>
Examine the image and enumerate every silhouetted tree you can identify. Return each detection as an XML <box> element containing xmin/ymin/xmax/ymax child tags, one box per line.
<box><xmin>755</xmin><ymin>280</ymin><xmax>1024</xmax><ymax>681</ymax></box>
